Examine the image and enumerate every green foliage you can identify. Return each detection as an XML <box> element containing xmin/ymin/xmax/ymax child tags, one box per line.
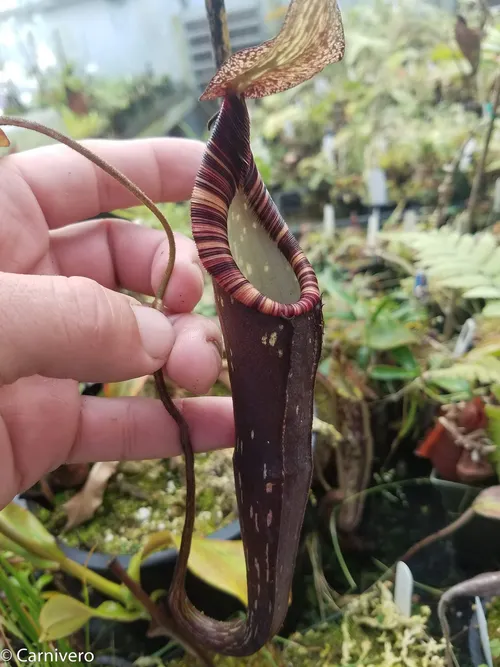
<box><xmin>114</xmin><ymin>202</ymin><xmax>191</xmax><ymax>237</ymax></box>
<box><xmin>0</xmin><ymin>501</ymin><xmax>247</xmax><ymax>643</ymax></box>
<box><xmin>60</xmin><ymin>107</ymin><xmax>107</xmax><ymax>139</ymax></box>
<box><xmin>422</xmin><ymin>342</ymin><xmax>500</xmax><ymax>399</ymax></box>
<box><xmin>170</xmin><ymin>582</ymin><xmax>445</xmax><ymax>666</ymax></box>
<box><xmin>250</xmin><ymin>0</ymin><xmax>480</xmax><ymax>212</ymax></box>
<box><xmin>486</xmin><ymin>404</ymin><xmax>500</xmax><ymax>479</ymax></box>
<box><xmin>0</xmin><ymin>556</ymin><xmax>75</xmax><ymax>666</ymax></box>
<box><xmin>320</xmin><ymin>268</ymin><xmax>425</xmax><ymax>357</ymax></box>
<box><xmin>385</xmin><ymin>228</ymin><xmax>500</xmax><ymax>315</ymax></box>
<box><xmin>39</xmin><ymin>595</ymin><xmax>143</xmax><ymax>642</ymax></box>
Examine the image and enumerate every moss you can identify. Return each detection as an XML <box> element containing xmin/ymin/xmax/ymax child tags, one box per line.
<box><xmin>35</xmin><ymin>450</ymin><xmax>237</xmax><ymax>555</ymax></box>
<box><xmin>486</xmin><ymin>597</ymin><xmax>500</xmax><ymax>665</ymax></box>
<box><xmin>168</xmin><ymin>583</ymin><xmax>446</xmax><ymax>667</ymax></box>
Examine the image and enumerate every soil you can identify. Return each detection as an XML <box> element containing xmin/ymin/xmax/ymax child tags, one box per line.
<box><xmin>34</xmin><ymin>450</ymin><xmax>237</xmax><ymax>554</ymax></box>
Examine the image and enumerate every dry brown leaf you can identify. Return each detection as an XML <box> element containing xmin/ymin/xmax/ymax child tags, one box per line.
<box><xmin>201</xmin><ymin>0</ymin><xmax>345</xmax><ymax>100</ymax></box>
<box><xmin>62</xmin><ymin>461</ymin><xmax>119</xmax><ymax>531</ymax></box>
<box><xmin>0</xmin><ymin>129</ymin><xmax>10</xmax><ymax>147</ymax></box>
<box><xmin>455</xmin><ymin>15</ymin><xmax>481</xmax><ymax>74</ymax></box>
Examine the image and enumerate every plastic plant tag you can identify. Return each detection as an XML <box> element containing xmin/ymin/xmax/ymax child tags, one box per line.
<box><xmin>403</xmin><ymin>209</ymin><xmax>418</xmax><ymax>231</ymax></box>
<box><xmin>366</xmin><ymin>209</ymin><xmax>380</xmax><ymax>249</ymax></box>
<box><xmin>414</xmin><ymin>270</ymin><xmax>428</xmax><ymax>301</ymax></box>
<box><xmin>366</xmin><ymin>168</ymin><xmax>388</xmax><ymax>206</ymax></box>
<box><xmin>394</xmin><ymin>561</ymin><xmax>413</xmax><ymax>618</ymax></box>
<box><xmin>322</xmin><ymin>130</ymin><xmax>336</xmax><ymax>166</ymax></box>
<box><xmin>323</xmin><ymin>204</ymin><xmax>336</xmax><ymax>237</ymax></box>
<box><xmin>459</xmin><ymin>137</ymin><xmax>477</xmax><ymax>172</ymax></box>
<box><xmin>475</xmin><ymin>596</ymin><xmax>493</xmax><ymax>667</ymax></box>
<box><xmin>453</xmin><ymin>318</ymin><xmax>476</xmax><ymax>358</ymax></box>
<box><xmin>494</xmin><ymin>178</ymin><xmax>500</xmax><ymax>213</ymax></box>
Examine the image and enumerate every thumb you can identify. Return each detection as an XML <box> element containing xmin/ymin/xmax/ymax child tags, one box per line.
<box><xmin>0</xmin><ymin>272</ymin><xmax>175</xmax><ymax>385</ymax></box>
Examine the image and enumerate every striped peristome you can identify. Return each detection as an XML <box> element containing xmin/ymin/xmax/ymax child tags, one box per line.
<box><xmin>191</xmin><ymin>93</ymin><xmax>320</xmax><ymax>317</ymax></box>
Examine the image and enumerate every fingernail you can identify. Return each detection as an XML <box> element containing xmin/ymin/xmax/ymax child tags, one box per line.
<box><xmin>208</xmin><ymin>337</ymin><xmax>224</xmax><ymax>365</ymax></box>
<box><xmin>132</xmin><ymin>306</ymin><xmax>174</xmax><ymax>360</ymax></box>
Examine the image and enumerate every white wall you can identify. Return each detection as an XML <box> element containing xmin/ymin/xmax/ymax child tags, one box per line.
<box><xmin>0</xmin><ymin>0</ymin><xmax>280</xmax><ymax>88</ymax></box>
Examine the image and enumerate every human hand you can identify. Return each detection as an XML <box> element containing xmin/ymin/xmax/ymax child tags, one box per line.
<box><xmin>0</xmin><ymin>137</ymin><xmax>234</xmax><ymax>509</ymax></box>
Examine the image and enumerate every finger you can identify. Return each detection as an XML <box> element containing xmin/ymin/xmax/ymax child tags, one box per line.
<box><xmin>0</xmin><ymin>272</ymin><xmax>221</xmax><ymax>386</ymax></box>
<box><xmin>68</xmin><ymin>396</ymin><xmax>234</xmax><ymax>464</ymax></box>
<box><xmin>165</xmin><ymin>314</ymin><xmax>222</xmax><ymax>395</ymax></box>
<box><xmin>50</xmin><ymin>219</ymin><xmax>204</xmax><ymax>313</ymax></box>
<box><xmin>7</xmin><ymin>137</ymin><xmax>205</xmax><ymax>229</ymax></box>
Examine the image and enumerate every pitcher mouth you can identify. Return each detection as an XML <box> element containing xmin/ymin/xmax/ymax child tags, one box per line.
<box><xmin>191</xmin><ymin>94</ymin><xmax>320</xmax><ymax>318</ymax></box>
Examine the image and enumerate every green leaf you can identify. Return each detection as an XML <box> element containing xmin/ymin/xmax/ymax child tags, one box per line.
<box><xmin>483</xmin><ymin>301</ymin><xmax>500</xmax><ymax>318</ymax></box>
<box><xmin>390</xmin><ymin>346</ymin><xmax>420</xmax><ymax>371</ymax></box>
<box><xmin>318</xmin><ymin>270</ymin><xmax>356</xmax><ymax>305</ymax></box>
<box><xmin>39</xmin><ymin>594</ymin><xmax>143</xmax><ymax>641</ymax></box>
<box><xmin>427</xmin><ymin>377</ymin><xmax>472</xmax><ymax>394</ymax></box>
<box><xmin>126</xmin><ymin>530</ymin><xmax>175</xmax><ymax>583</ymax></box>
<box><xmin>396</xmin><ymin>393</ymin><xmax>419</xmax><ymax>443</ymax></box>
<box><xmin>0</xmin><ymin>503</ymin><xmax>64</xmax><ymax>561</ymax></box>
<box><xmin>171</xmin><ymin>535</ymin><xmax>248</xmax><ymax>606</ymax></box>
<box><xmin>424</xmin><ymin>357</ymin><xmax>500</xmax><ymax>387</ymax></box>
<box><xmin>318</xmin><ymin>358</ymin><xmax>332</xmax><ymax>376</ymax></box>
<box><xmin>356</xmin><ymin>346</ymin><xmax>371</xmax><ymax>370</ymax></box>
<box><xmin>486</xmin><ymin>404</ymin><xmax>500</xmax><ymax>448</ymax></box>
<box><xmin>490</xmin><ymin>638</ymin><xmax>500</xmax><ymax>657</ymax></box>
<box><xmin>34</xmin><ymin>573</ymin><xmax>54</xmax><ymax>592</ymax></box>
<box><xmin>39</xmin><ymin>595</ymin><xmax>93</xmax><ymax>641</ymax></box>
<box><xmin>438</xmin><ymin>276</ymin><xmax>491</xmax><ymax>289</ymax></box>
<box><xmin>473</xmin><ymin>486</ymin><xmax>500</xmax><ymax>521</ymax></box>
<box><xmin>463</xmin><ymin>286</ymin><xmax>500</xmax><ymax>299</ymax></box>
<box><xmin>366</xmin><ymin>321</ymin><xmax>418</xmax><ymax>351</ymax></box>
<box><xmin>95</xmin><ymin>600</ymin><xmax>144</xmax><ymax>622</ymax></box>
<box><xmin>368</xmin><ymin>365</ymin><xmax>419</xmax><ymax>381</ymax></box>
<box><xmin>0</xmin><ymin>532</ymin><xmax>59</xmax><ymax>570</ymax></box>
<box><xmin>431</xmin><ymin>43</ymin><xmax>461</xmax><ymax>61</ymax></box>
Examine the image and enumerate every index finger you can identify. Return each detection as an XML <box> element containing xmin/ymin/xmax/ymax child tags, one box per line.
<box><xmin>7</xmin><ymin>137</ymin><xmax>205</xmax><ymax>229</ymax></box>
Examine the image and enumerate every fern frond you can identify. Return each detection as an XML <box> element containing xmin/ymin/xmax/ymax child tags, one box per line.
<box><xmin>463</xmin><ymin>287</ymin><xmax>500</xmax><ymax>299</ymax></box>
<box><xmin>483</xmin><ymin>301</ymin><xmax>500</xmax><ymax>318</ymax></box>
<box><xmin>438</xmin><ymin>276</ymin><xmax>491</xmax><ymax>289</ymax></box>
<box><xmin>424</xmin><ymin>360</ymin><xmax>500</xmax><ymax>386</ymax></box>
<box><xmin>383</xmin><ymin>229</ymin><xmax>500</xmax><ymax>311</ymax></box>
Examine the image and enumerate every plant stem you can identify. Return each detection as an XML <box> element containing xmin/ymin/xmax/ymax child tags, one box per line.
<box><xmin>399</xmin><ymin>506</ymin><xmax>475</xmax><ymax>563</ymax></box>
<box><xmin>205</xmin><ymin>0</ymin><xmax>232</xmax><ymax>69</ymax></box>
<box><xmin>0</xmin><ymin>515</ymin><xmax>126</xmax><ymax>603</ymax></box>
<box><xmin>464</xmin><ymin>72</ymin><xmax>500</xmax><ymax>231</ymax></box>
<box><xmin>108</xmin><ymin>560</ymin><xmax>214</xmax><ymax>667</ymax></box>
<box><xmin>434</xmin><ymin>131</ymin><xmax>475</xmax><ymax>228</ymax></box>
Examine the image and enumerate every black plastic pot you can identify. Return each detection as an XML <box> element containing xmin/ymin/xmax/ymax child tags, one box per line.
<box><xmin>431</xmin><ymin>471</ymin><xmax>500</xmax><ymax>570</ymax></box>
<box><xmin>61</xmin><ymin>518</ymin><xmax>240</xmax><ymax>601</ymax></box>
<box><xmin>57</xmin><ymin>520</ymin><xmax>243</xmax><ymax>660</ymax></box>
